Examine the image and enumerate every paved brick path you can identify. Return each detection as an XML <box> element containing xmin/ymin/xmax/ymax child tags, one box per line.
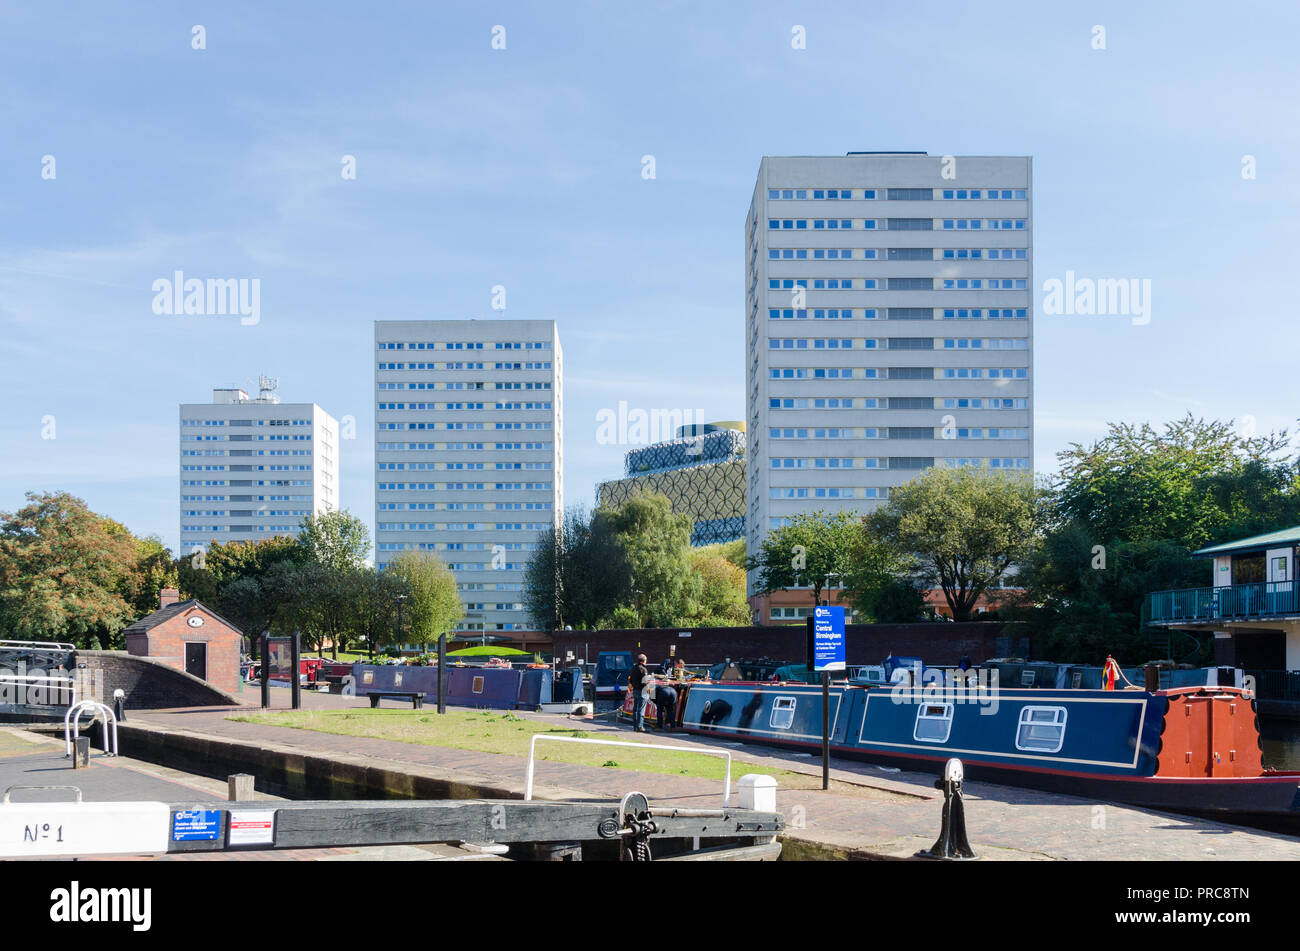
<box><xmin>117</xmin><ymin>693</ymin><xmax>1300</xmax><ymax>861</ymax></box>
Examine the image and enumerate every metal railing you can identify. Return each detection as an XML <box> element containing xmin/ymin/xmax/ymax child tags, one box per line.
<box><xmin>525</xmin><ymin>735</ymin><xmax>732</xmax><ymax>806</ymax></box>
<box><xmin>1148</xmin><ymin>581</ymin><xmax>1300</xmax><ymax>623</ymax></box>
<box><xmin>0</xmin><ymin>639</ymin><xmax>76</xmax><ymax>652</ymax></box>
<box><xmin>63</xmin><ymin>700</ymin><xmax>118</xmax><ymax>757</ymax></box>
<box><xmin>1243</xmin><ymin>670</ymin><xmax>1300</xmax><ymax>702</ymax></box>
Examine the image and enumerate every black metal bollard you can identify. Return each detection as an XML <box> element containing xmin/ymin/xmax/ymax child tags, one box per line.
<box><xmin>112</xmin><ymin>688</ymin><xmax>126</xmax><ymax>722</ymax></box>
<box><xmin>915</xmin><ymin>758</ymin><xmax>978</xmax><ymax>860</ymax></box>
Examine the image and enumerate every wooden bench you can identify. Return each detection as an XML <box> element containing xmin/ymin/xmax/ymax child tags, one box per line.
<box><xmin>368</xmin><ymin>692</ymin><xmax>424</xmax><ymax>709</ymax></box>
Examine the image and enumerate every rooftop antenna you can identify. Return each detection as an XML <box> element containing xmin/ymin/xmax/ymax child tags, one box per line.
<box><xmin>257</xmin><ymin>374</ymin><xmax>280</xmax><ymax>404</ymax></box>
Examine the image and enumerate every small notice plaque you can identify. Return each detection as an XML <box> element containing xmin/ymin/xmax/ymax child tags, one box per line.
<box><xmin>172</xmin><ymin>809</ymin><xmax>222</xmax><ymax>841</ymax></box>
<box><xmin>227</xmin><ymin>810</ymin><xmax>275</xmax><ymax>847</ymax></box>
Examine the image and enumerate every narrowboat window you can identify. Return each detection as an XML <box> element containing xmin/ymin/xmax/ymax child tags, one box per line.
<box><xmin>1015</xmin><ymin>706</ymin><xmax>1067</xmax><ymax>753</ymax></box>
<box><xmin>1020</xmin><ymin>669</ymin><xmax>1036</xmax><ymax>686</ymax></box>
<box><xmin>913</xmin><ymin>703</ymin><xmax>954</xmax><ymax>742</ymax></box>
<box><xmin>770</xmin><ymin>696</ymin><xmax>797</xmax><ymax>730</ymax></box>
<box><xmin>1070</xmin><ymin>671</ymin><xmax>1082</xmax><ymax>689</ymax></box>
<box><xmin>472</xmin><ymin>676</ymin><xmax>485</xmax><ymax>694</ymax></box>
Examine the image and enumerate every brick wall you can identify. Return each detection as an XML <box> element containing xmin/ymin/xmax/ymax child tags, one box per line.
<box><xmin>125</xmin><ymin>605</ymin><xmax>241</xmax><ymax>694</ymax></box>
<box><xmin>76</xmin><ymin>651</ymin><xmax>242</xmax><ymax>709</ymax></box>
<box><xmin>550</xmin><ymin>621</ymin><xmax>1013</xmax><ymax>667</ymax></box>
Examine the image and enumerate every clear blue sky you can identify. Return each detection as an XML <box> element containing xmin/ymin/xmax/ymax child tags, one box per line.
<box><xmin>2</xmin><ymin>1</ymin><xmax>1297</xmax><ymax>555</ymax></box>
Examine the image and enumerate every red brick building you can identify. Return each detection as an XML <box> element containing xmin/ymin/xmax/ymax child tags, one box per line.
<box><xmin>123</xmin><ymin>589</ymin><xmax>244</xmax><ymax>694</ymax></box>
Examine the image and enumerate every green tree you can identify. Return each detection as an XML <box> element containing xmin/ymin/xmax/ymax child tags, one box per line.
<box><xmin>1055</xmin><ymin>415</ymin><xmax>1295</xmax><ymax>551</ymax></box>
<box><xmin>839</xmin><ymin>526</ymin><xmax>925</xmax><ymax>623</ymax></box>
<box><xmin>176</xmin><ymin>535</ymin><xmax>303</xmax><ymax>605</ymax></box>
<box><xmin>748</xmin><ymin>510</ymin><xmax>860</xmax><ymax>608</ymax></box>
<box><xmin>1023</xmin><ymin>415</ymin><xmax>1300</xmax><ymax>663</ymax></box>
<box><xmin>217</xmin><ymin>575</ymin><xmax>271</xmax><ymax>642</ymax></box>
<box><xmin>1196</xmin><ymin>458</ymin><xmax>1300</xmax><ymax>543</ymax></box>
<box><xmin>117</xmin><ymin>532</ymin><xmax>178</xmax><ymax>619</ymax></box>
<box><xmin>524</xmin><ymin>507</ymin><xmax>630</xmax><ymax>631</ymax></box>
<box><xmin>682</xmin><ymin>548</ymin><xmax>751</xmax><ymax>626</ymax></box>
<box><xmin>385</xmin><ymin>552</ymin><xmax>461</xmax><ymax>649</ymax></box>
<box><xmin>297</xmin><ymin>510</ymin><xmax>371</xmax><ymax>573</ymax></box>
<box><xmin>1013</xmin><ymin>517</ymin><xmax>1210</xmax><ymax>665</ymax></box>
<box><xmin>356</xmin><ymin>567</ymin><xmax>410</xmax><ymax>657</ymax></box>
<box><xmin>867</xmin><ymin>467</ymin><xmax>1041</xmax><ymax>622</ymax></box>
<box><xmin>0</xmin><ymin>492</ymin><xmax>139</xmax><ymax>647</ymax></box>
<box><xmin>290</xmin><ymin>562</ymin><xmax>342</xmax><ymax>655</ymax></box>
<box><xmin>698</xmin><ymin>539</ymin><xmax>745</xmax><ymax>570</ymax></box>
<box><xmin>596</xmin><ymin>494</ymin><xmax>698</xmax><ymax>628</ymax></box>
<box><xmin>258</xmin><ymin>558</ymin><xmax>317</xmax><ymax>640</ymax></box>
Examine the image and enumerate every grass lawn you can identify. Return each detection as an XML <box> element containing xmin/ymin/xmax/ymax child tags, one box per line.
<box><xmin>228</xmin><ymin>707</ymin><xmax>847</xmax><ymax>790</ymax></box>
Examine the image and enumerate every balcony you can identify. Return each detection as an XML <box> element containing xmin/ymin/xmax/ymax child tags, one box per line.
<box><xmin>1148</xmin><ymin>581</ymin><xmax>1300</xmax><ymax>624</ymax></box>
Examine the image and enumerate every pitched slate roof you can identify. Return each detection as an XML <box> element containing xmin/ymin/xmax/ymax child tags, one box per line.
<box><xmin>122</xmin><ymin>599</ymin><xmax>246</xmax><ymax>636</ymax></box>
<box><xmin>1193</xmin><ymin>525</ymin><xmax>1300</xmax><ymax>558</ymax></box>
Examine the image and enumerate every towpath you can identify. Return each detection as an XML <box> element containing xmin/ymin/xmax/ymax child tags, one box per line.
<box><xmin>107</xmin><ymin>691</ymin><xmax>1300</xmax><ymax>861</ymax></box>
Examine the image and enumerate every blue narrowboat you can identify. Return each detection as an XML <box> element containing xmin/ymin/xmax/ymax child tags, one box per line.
<box><xmin>348</xmin><ymin>663</ymin><xmax>556</xmax><ymax>710</ymax></box>
<box><xmin>675</xmin><ymin>679</ymin><xmax>1300</xmax><ymax>822</ymax></box>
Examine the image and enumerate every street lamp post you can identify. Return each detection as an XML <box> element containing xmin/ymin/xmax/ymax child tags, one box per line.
<box><xmin>821</xmin><ymin>573</ymin><xmax>841</xmax><ymax>608</ymax></box>
<box><xmin>395</xmin><ymin>594</ymin><xmax>407</xmax><ymax>654</ymax></box>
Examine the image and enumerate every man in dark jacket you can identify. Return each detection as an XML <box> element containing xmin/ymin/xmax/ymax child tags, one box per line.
<box><xmin>628</xmin><ymin>654</ymin><xmax>650</xmax><ymax>733</ymax></box>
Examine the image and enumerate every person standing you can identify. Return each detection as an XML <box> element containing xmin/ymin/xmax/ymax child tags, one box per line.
<box><xmin>629</xmin><ymin>654</ymin><xmax>651</xmax><ymax>732</ymax></box>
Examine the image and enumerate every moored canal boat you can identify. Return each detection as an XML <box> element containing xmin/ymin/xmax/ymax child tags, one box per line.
<box><xmin>668</xmin><ymin>678</ymin><xmax>1300</xmax><ymax>823</ymax></box>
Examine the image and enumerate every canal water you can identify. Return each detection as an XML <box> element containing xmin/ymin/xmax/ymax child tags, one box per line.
<box><xmin>1261</xmin><ymin>724</ymin><xmax>1300</xmax><ymax>770</ymax></box>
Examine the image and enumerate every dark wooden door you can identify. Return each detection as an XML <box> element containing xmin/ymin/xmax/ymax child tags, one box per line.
<box><xmin>185</xmin><ymin>642</ymin><xmax>207</xmax><ymax>680</ymax></box>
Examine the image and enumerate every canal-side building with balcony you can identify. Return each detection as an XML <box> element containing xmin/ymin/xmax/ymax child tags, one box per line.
<box><xmin>1148</xmin><ymin>525</ymin><xmax>1300</xmax><ymax>676</ymax></box>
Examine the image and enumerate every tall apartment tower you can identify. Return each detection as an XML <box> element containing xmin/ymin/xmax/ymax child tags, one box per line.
<box><xmin>746</xmin><ymin>153</ymin><xmax>1033</xmax><ymax>593</ymax></box>
<box><xmin>374</xmin><ymin>320</ymin><xmax>563</xmax><ymax>643</ymax></box>
<box><xmin>179</xmin><ymin>377</ymin><xmax>339</xmax><ymax>554</ymax></box>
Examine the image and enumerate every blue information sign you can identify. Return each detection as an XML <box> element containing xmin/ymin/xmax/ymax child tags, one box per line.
<box><xmin>812</xmin><ymin>606</ymin><xmax>846</xmax><ymax>672</ymax></box>
<box><xmin>172</xmin><ymin>809</ymin><xmax>222</xmax><ymax>841</ymax></box>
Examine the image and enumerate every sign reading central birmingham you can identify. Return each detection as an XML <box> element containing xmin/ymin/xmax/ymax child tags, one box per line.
<box><xmin>811</xmin><ymin>605</ymin><xmax>846</xmax><ymax>672</ymax></box>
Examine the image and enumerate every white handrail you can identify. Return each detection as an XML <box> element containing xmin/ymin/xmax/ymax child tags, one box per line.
<box><xmin>525</xmin><ymin>735</ymin><xmax>731</xmax><ymax>806</ymax></box>
<box><xmin>0</xmin><ymin>639</ymin><xmax>76</xmax><ymax>651</ymax></box>
<box><xmin>63</xmin><ymin>701</ymin><xmax>117</xmax><ymax>758</ymax></box>
<box><xmin>0</xmin><ymin>674</ymin><xmax>77</xmax><ymax>709</ymax></box>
